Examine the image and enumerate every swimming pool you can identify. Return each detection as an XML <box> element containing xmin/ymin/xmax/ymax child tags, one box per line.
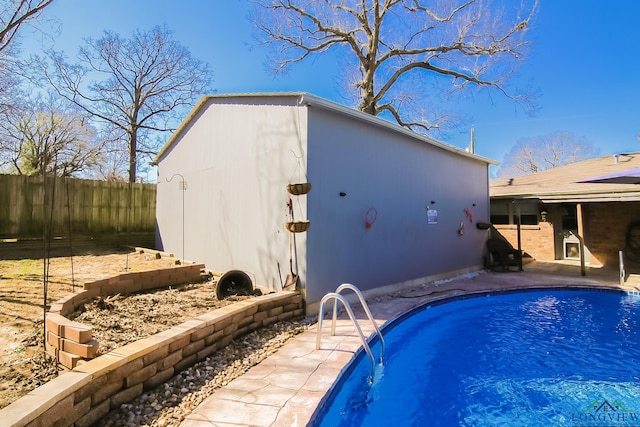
<box><xmin>313</xmin><ymin>289</ymin><xmax>640</xmax><ymax>426</ymax></box>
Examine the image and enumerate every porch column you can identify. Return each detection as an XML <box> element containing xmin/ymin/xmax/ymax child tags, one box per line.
<box><xmin>516</xmin><ymin>204</ymin><xmax>523</xmax><ymax>271</ymax></box>
<box><xmin>577</xmin><ymin>203</ymin><xmax>586</xmax><ymax>276</ymax></box>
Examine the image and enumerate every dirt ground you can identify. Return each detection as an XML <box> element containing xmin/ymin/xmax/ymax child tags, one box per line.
<box><xmin>0</xmin><ymin>249</ymin><xmax>235</xmax><ymax>410</ymax></box>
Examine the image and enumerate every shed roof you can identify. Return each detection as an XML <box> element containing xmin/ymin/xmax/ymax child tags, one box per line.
<box><xmin>154</xmin><ymin>92</ymin><xmax>497</xmax><ymax>166</ymax></box>
<box><xmin>490</xmin><ymin>153</ymin><xmax>640</xmax><ymax>203</ymax></box>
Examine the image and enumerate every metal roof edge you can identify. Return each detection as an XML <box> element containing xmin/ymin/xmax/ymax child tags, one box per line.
<box><xmin>153</xmin><ymin>92</ymin><xmax>498</xmax><ymax>166</ymax></box>
<box><xmin>154</xmin><ymin>93</ymin><xmax>310</xmax><ymax>163</ymax></box>
<box><xmin>491</xmin><ymin>192</ymin><xmax>640</xmax><ymax>203</ymax></box>
<box><xmin>491</xmin><ymin>187</ymin><xmax>640</xmax><ymax>197</ymax></box>
<box><xmin>297</xmin><ymin>93</ymin><xmax>498</xmax><ymax>165</ymax></box>
<box><xmin>153</xmin><ymin>95</ymin><xmax>212</xmax><ymax>164</ymax></box>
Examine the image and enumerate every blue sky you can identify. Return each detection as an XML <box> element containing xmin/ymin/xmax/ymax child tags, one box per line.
<box><xmin>22</xmin><ymin>1</ymin><xmax>640</xmax><ymax>172</ymax></box>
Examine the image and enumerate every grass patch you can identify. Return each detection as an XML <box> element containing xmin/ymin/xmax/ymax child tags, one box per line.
<box><xmin>2</xmin><ymin>259</ymin><xmax>44</xmax><ymax>279</ymax></box>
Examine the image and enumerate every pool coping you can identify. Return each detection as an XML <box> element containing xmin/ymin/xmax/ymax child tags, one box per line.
<box><xmin>180</xmin><ymin>264</ymin><xmax>640</xmax><ymax>427</ymax></box>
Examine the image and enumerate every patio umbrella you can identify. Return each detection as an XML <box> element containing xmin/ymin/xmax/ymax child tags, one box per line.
<box><xmin>576</xmin><ymin>167</ymin><xmax>640</xmax><ymax>184</ymax></box>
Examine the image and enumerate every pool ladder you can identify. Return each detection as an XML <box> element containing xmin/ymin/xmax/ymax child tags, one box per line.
<box><xmin>316</xmin><ymin>283</ymin><xmax>385</xmax><ymax>383</ymax></box>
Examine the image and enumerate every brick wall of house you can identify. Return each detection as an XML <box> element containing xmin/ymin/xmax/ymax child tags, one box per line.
<box><xmin>493</xmin><ymin>202</ymin><xmax>640</xmax><ymax>268</ymax></box>
<box><xmin>585</xmin><ymin>202</ymin><xmax>640</xmax><ymax>267</ymax></box>
<box><xmin>492</xmin><ymin>222</ymin><xmax>555</xmax><ymax>261</ymax></box>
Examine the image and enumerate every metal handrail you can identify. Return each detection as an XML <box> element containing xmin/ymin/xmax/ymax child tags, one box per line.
<box><xmin>333</xmin><ymin>283</ymin><xmax>385</xmax><ymax>363</ymax></box>
<box><xmin>316</xmin><ymin>293</ymin><xmax>377</xmax><ymax>382</ymax></box>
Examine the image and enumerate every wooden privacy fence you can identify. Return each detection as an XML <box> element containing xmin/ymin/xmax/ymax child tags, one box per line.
<box><xmin>0</xmin><ymin>174</ymin><xmax>156</xmax><ymax>237</ymax></box>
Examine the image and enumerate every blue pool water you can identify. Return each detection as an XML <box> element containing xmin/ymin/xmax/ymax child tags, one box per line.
<box><xmin>314</xmin><ymin>289</ymin><xmax>640</xmax><ymax>426</ymax></box>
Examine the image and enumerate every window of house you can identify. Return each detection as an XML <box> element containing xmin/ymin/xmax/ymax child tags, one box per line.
<box><xmin>490</xmin><ymin>200</ymin><xmax>511</xmax><ymax>225</ymax></box>
<box><xmin>561</xmin><ymin>204</ymin><xmax>578</xmax><ymax>230</ymax></box>
<box><xmin>490</xmin><ymin>200</ymin><xmax>540</xmax><ymax>225</ymax></box>
<box><xmin>519</xmin><ymin>202</ymin><xmax>540</xmax><ymax>225</ymax></box>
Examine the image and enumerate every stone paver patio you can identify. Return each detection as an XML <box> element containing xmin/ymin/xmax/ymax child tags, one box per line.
<box><xmin>180</xmin><ymin>261</ymin><xmax>638</xmax><ymax>427</ymax></box>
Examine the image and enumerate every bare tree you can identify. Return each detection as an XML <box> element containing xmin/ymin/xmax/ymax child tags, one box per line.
<box><xmin>0</xmin><ymin>93</ymin><xmax>103</xmax><ymax>177</ymax></box>
<box><xmin>0</xmin><ymin>0</ymin><xmax>56</xmax><ymax>114</ymax></box>
<box><xmin>0</xmin><ymin>0</ymin><xmax>54</xmax><ymax>54</ymax></box>
<box><xmin>252</xmin><ymin>0</ymin><xmax>538</xmax><ymax>132</ymax></box>
<box><xmin>495</xmin><ymin>131</ymin><xmax>601</xmax><ymax>177</ymax></box>
<box><xmin>44</xmin><ymin>24</ymin><xmax>212</xmax><ymax>182</ymax></box>
<box><xmin>90</xmin><ymin>125</ymin><xmax>129</xmax><ymax>181</ymax></box>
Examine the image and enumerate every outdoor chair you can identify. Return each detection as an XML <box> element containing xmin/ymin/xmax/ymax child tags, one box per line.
<box><xmin>486</xmin><ymin>238</ymin><xmax>521</xmax><ymax>272</ymax></box>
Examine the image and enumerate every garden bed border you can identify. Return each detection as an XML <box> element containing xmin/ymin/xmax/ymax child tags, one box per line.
<box><xmin>45</xmin><ymin>262</ymin><xmax>210</xmax><ymax>368</ymax></box>
<box><xmin>1</xmin><ymin>264</ymin><xmax>304</xmax><ymax>427</ymax></box>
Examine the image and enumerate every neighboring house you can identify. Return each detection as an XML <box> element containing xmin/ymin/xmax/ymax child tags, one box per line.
<box><xmin>154</xmin><ymin>93</ymin><xmax>494</xmax><ymax>309</ymax></box>
<box><xmin>490</xmin><ymin>153</ymin><xmax>640</xmax><ymax>269</ymax></box>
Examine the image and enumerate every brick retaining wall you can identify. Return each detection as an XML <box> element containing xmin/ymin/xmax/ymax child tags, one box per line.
<box><xmin>2</xmin><ymin>255</ymin><xmax>303</xmax><ymax>426</ymax></box>
<box><xmin>2</xmin><ymin>291</ymin><xmax>303</xmax><ymax>427</ymax></box>
<box><xmin>45</xmin><ymin>262</ymin><xmax>209</xmax><ymax>369</ymax></box>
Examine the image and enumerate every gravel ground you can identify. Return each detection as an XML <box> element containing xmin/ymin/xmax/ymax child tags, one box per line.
<box><xmin>62</xmin><ymin>280</ymin><xmax>311</xmax><ymax>426</ymax></box>
<box><xmin>98</xmin><ymin>319</ymin><xmax>310</xmax><ymax>427</ymax></box>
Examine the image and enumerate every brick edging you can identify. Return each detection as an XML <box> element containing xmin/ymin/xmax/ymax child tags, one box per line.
<box><xmin>2</xmin><ymin>291</ymin><xmax>304</xmax><ymax>427</ymax></box>
<box><xmin>45</xmin><ymin>263</ymin><xmax>208</xmax><ymax>368</ymax></box>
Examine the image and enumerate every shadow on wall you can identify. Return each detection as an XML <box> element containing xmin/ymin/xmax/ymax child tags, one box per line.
<box><xmin>485</xmin><ymin>225</ymin><xmax>532</xmax><ymax>270</ymax></box>
<box><xmin>155</xmin><ymin>218</ymin><xmax>164</xmax><ymax>252</ymax></box>
<box><xmin>490</xmin><ymin>226</ymin><xmax>534</xmax><ymax>256</ymax></box>
<box><xmin>624</xmin><ymin>221</ymin><xmax>640</xmax><ymax>273</ymax></box>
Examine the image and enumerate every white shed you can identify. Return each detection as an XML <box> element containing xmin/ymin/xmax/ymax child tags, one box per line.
<box><xmin>154</xmin><ymin>93</ymin><xmax>495</xmax><ymax>309</ymax></box>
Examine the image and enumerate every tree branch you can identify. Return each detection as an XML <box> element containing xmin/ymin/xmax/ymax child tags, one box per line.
<box><xmin>253</xmin><ymin>0</ymin><xmax>538</xmax><ymax>132</ymax></box>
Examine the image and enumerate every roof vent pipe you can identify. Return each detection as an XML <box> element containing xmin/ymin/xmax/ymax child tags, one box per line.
<box><xmin>467</xmin><ymin>127</ymin><xmax>475</xmax><ymax>154</ymax></box>
<box><xmin>614</xmin><ymin>154</ymin><xmax>620</xmax><ymax>164</ymax></box>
